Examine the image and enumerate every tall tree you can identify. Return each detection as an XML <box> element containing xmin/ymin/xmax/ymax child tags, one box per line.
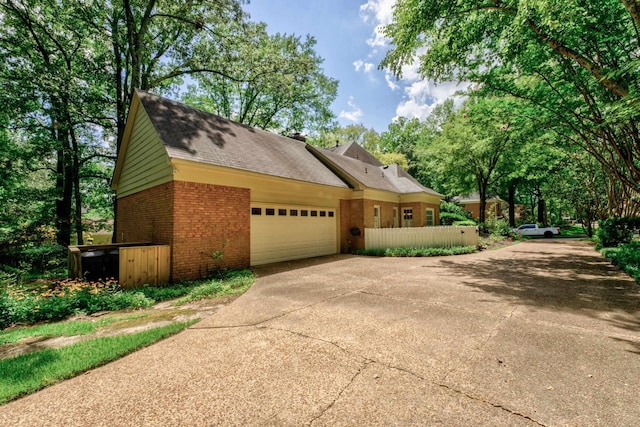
<box><xmin>382</xmin><ymin>0</ymin><xmax>640</xmax><ymax>214</ymax></box>
<box><xmin>183</xmin><ymin>24</ymin><xmax>338</xmax><ymax>134</ymax></box>
<box><xmin>313</xmin><ymin>124</ymin><xmax>378</xmax><ymax>149</ymax></box>
<box><xmin>428</xmin><ymin>97</ymin><xmax>519</xmax><ymax>224</ymax></box>
<box><xmin>1</xmin><ymin>0</ymin><xmax>114</xmax><ymax>245</ymax></box>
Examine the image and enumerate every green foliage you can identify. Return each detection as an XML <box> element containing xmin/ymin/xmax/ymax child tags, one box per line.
<box><xmin>381</xmin><ymin>0</ymin><xmax>640</xmax><ymax>216</ymax></box>
<box><xmin>184</xmin><ymin>24</ymin><xmax>338</xmax><ymax>134</ymax></box>
<box><xmin>0</xmin><ymin>321</ymin><xmax>196</xmax><ymax>404</ymax></box>
<box><xmin>440</xmin><ymin>201</ymin><xmax>475</xmax><ymax>225</ymax></box>
<box><xmin>0</xmin><ymin>269</ymin><xmax>254</xmax><ymax>330</ymax></box>
<box><xmin>453</xmin><ymin>220</ymin><xmax>478</xmax><ymax>227</ymax></box>
<box><xmin>357</xmin><ymin>246</ymin><xmax>477</xmax><ymax>257</ymax></box>
<box><xmin>601</xmin><ymin>242</ymin><xmax>640</xmax><ymax>283</ymax></box>
<box><xmin>174</xmin><ymin>269</ymin><xmax>254</xmax><ymax>305</ymax></box>
<box><xmin>440</xmin><ymin>212</ymin><xmax>470</xmax><ymax>225</ymax></box>
<box><xmin>0</xmin><ymin>315</ymin><xmax>132</xmax><ymax>345</ymax></box>
<box><xmin>312</xmin><ymin>124</ymin><xmax>380</xmax><ymax>151</ymax></box>
<box><xmin>594</xmin><ymin>217</ymin><xmax>640</xmax><ymax>249</ymax></box>
<box><xmin>0</xmin><ymin>280</ymin><xmax>150</xmax><ymax>329</ymax></box>
<box><xmin>487</xmin><ymin>218</ymin><xmax>514</xmax><ymax>238</ymax></box>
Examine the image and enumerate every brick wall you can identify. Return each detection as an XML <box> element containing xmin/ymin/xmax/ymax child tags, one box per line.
<box><xmin>172</xmin><ymin>181</ymin><xmax>250</xmax><ymax>280</ymax></box>
<box><xmin>117</xmin><ymin>181</ymin><xmax>250</xmax><ymax>282</ymax></box>
<box><xmin>340</xmin><ymin>199</ymin><xmax>364</xmax><ymax>252</ymax></box>
<box><xmin>117</xmin><ymin>182</ymin><xmax>174</xmax><ymax>246</ymax></box>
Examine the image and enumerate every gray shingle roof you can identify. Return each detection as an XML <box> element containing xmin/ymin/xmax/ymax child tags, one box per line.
<box><xmin>137</xmin><ymin>90</ymin><xmax>348</xmax><ymax>188</ymax></box>
<box><xmin>311</xmin><ymin>146</ymin><xmax>442</xmax><ymax>196</ymax></box>
<box><xmin>327</xmin><ymin>141</ymin><xmax>383</xmax><ymax>166</ymax></box>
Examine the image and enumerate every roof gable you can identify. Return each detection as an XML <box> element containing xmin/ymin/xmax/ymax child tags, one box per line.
<box><xmin>327</xmin><ymin>141</ymin><xmax>383</xmax><ymax>166</ymax></box>
<box><xmin>135</xmin><ymin>90</ymin><xmax>347</xmax><ymax>188</ymax></box>
<box><xmin>309</xmin><ymin>145</ymin><xmax>442</xmax><ymax>196</ymax></box>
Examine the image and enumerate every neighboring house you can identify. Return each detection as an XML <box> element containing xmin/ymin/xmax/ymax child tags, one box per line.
<box><xmin>452</xmin><ymin>194</ymin><xmax>507</xmax><ymax>222</ymax></box>
<box><xmin>112</xmin><ymin>90</ymin><xmax>442</xmax><ymax>281</ymax></box>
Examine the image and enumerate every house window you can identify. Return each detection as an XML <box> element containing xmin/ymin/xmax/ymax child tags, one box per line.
<box><xmin>251</xmin><ymin>207</ymin><xmax>262</xmax><ymax>215</ymax></box>
<box><xmin>402</xmin><ymin>208</ymin><xmax>413</xmax><ymax>227</ymax></box>
<box><xmin>328</xmin><ymin>211</ymin><xmax>334</xmax><ymax>217</ymax></box>
<box><xmin>266</xmin><ymin>208</ymin><xmax>275</xmax><ymax>216</ymax></box>
<box><xmin>290</xmin><ymin>209</ymin><xmax>298</xmax><ymax>216</ymax></box>
<box><xmin>373</xmin><ymin>205</ymin><xmax>380</xmax><ymax>228</ymax></box>
<box><xmin>426</xmin><ymin>208</ymin><xmax>435</xmax><ymax>226</ymax></box>
<box><xmin>311</xmin><ymin>210</ymin><xmax>318</xmax><ymax>217</ymax></box>
<box><xmin>278</xmin><ymin>209</ymin><xmax>287</xmax><ymax>216</ymax></box>
<box><xmin>320</xmin><ymin>211</ymin><xmax>326</xmax><ymax>217</ymax></box>
<box><xmin>301</xmin><ymin>210</ymin><xmax>308</xmax><ymax>216</ymax></box>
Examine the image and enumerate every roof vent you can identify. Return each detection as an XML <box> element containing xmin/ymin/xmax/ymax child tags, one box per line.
<box><xmin>292</xmin><ymin>132</ymin><xmax>306</xmax><ymax>142</ymax></box>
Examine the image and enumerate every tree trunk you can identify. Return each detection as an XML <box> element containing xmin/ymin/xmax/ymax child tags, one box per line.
<box><xmin>51</xmin><ymin>99</ymin><xmax>74</xmax><ymax>247</ymax></box>
<box><xmin>70</xmin><ymin>124</ymin><xmax>84</xmax><ymax>245</ymax></box>
<box><xmin>536</xmin><ymin>187</ymin><xmax>547</xmax><ymax>225</ymax></box>
<box><xmin>508</xmin><ymin>184</ymin><xmax>516</xmax><ymax>227</ymax></box>
<box><xmin>55</xmin><ymin>141</ymin><xmax>73</xmax><ymax>247</ymax></box>
<box><xmin>478</xmin><ymin>182</ymin><xmax>488</xmax><ymax>226</ymax></box>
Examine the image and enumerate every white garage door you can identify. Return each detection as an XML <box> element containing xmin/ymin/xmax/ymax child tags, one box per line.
<box><xmin>250</xmin><ymin>204</ymin><xmax>337</xmax><ymax>266</ymax></box>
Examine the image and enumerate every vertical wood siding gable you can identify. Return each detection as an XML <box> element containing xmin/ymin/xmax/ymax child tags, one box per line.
<box><xmin>118</xmin><ymin>105</ymin><xmax>173</xmax><ymax>197</ymax></box>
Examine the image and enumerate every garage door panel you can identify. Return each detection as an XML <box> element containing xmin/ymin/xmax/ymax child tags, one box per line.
<box><xmin>250</xmin><ymin>204</ymin><xmax>337</xmax><ymax>266</ymax></box>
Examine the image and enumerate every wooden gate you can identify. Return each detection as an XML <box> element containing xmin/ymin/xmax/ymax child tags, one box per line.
<box><xmin>119</xmin><ymin>245</ymin><xmax>170</xmax><ymax>288</ymax></box>
<box><xmin>69</xmin><ymin>243</ymin><xmax>170</xmax><ymax>288</ymax></box>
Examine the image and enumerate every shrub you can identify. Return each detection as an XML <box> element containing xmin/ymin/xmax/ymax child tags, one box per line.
<box><xmin>453</xmin><ymin>220</ymin><xmax>479</xmax><ymax>227</ymax></box>
<box><xmin>357</xmin><ymin>246</ymin><xmax>477</xmax><ymax>257</ymax></box>
<box><xmin>595</xmin><ymin>217</ymin><xmax>640</xmax><ymax>249</ymax></box>
<box><xmin>601</xmin><ymin>241</ymin><xmax>640</xmax><ymax>283</ymax></box>
<box><xmin>484</xmin><ymin>218</ymin><xmax>513</xmax><ymax>237</ymax></box>
<box><xmin>440</xmin><ymin>202</ymin><xmax>474</xmax><ymax>225</ymax></box>
<box><xmin>440</xmin><ymin>212</ymin><xmax>476</xmax><ymax>226</ymax></box>
<box><xmin>20</xmin><ymin>245</ymin><xmax>68</xmax><ymax>271</ymax></box>
<box><xmin>0</xmin><ymin>279</ymin><xmax>155</xmax><ymax>329</ymax></box>
<box><xmin>0</xmin><ymin>270</ymin><xmax>255</xmax><ymax>330</ymax></box>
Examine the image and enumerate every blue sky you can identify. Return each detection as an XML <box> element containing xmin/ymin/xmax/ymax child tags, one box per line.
<box><xmin>244</xmin><ymin>0</ymin><xmax>466</xmax><ymax>133</ymax></box>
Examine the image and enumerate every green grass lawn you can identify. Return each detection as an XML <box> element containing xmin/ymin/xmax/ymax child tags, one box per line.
<box><xmin>560</xmin><ymin>224</ymin><xmax>590</xmax><ymax>238</ymax></box>
<box><xmin>0</xmin><ymin>269</ymin><xmax>255</xmax><ymax>404</ymax></box>
<box><xmin>0</xmin><ymin>313</ymin><xmax>147</xmax><ymax>345</ymax></box>
<box><xmin>601</xmin><ymin>241</ymin><xmax>640</xmax><ymax>283</ymax></box>
<box><xmin>0</xmin><ymin>321</ymin><xmax>196</xmax><ymax>404</ymax></box>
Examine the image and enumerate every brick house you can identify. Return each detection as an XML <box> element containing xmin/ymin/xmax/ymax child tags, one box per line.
<box><xmin>452</xmin><ymin>194</ymin><xmax>507</xmax><ymax>222</ymax></box>
<box><xmin>112</xmin><ymin>90</ymin><xmax>442</xmax><ymax>281</ymax></box>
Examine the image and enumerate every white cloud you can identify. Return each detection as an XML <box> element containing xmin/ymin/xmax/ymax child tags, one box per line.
<box><xmin>385</xmin><ymin>73</ymin><xmax>399</xmax><ymax>90</ymax></box>
<box><xmin>395</xmin><ymin>99</ymin><xmax>434</xmax><ymax>121</ymax></box>
<box><xmin>339</xmin><ymin>96</ymin><xmax>363</xmax><ymax>122</ymax></box>
<box><xmin>359</xmin><ymin>0</ymin><xmax>395</xmax><ymax>26</ymax></box>
<box><xmin>353</xmin><ymin>60</ymin><xmax>375</xmax><ymax>74</ymax></box>
<box><xmin>359</xmin><ymin>0</ymin><xmax>396</xmax><ymax>48</ymax></box>
<box><xmin>395</xmin><ymin>80</ymin><xmax>469</xmax><ymax>121</ymax></box>
<box><xmin>358</xmin><ymin>1</ymin><xmax>469</xmax><ymax>124</ymax></box>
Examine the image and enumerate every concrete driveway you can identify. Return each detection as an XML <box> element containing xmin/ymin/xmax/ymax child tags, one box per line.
<box><xmin>1</xmin><ymin>240</ymin><xmax>639</xmax><ymax>426</ymax></box>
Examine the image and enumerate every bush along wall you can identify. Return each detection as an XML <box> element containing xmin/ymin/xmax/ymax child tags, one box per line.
<box><xmin>595</xmin><ymin>217</ymin><xmax>640</xmax><ymax>249</ymax></box>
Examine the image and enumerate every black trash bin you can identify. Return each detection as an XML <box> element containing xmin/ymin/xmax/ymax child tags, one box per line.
<box><xmin>81</xmin><ymin>250</ymin><xmax>105</xmax><ymax>281</ymax></box>
<box><xmin>104</xmin><ymin>249</ymin><xmax>119</xmax><ymax>280</ymax></box>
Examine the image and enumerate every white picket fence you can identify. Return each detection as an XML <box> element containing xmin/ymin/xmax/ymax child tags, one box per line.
<box><xmin>364</xmin><ymin>226</ymin><xmax>478</xmax><ymax>250</ymax></box>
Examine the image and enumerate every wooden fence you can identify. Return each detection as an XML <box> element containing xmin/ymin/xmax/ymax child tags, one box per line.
<box><xmin>119</xmin><ymin>245</ymin><xmax>170</xmax><ymax>288</ymax></box>
<box><xmin>364</xmin><ymin>226</ymin><xmax>478</xmax><ymax>250</ymax></box>
<box><xmin>69</xmin><ymin>243</ymin><xmax>170</xmax><ymax>288</ymax></box>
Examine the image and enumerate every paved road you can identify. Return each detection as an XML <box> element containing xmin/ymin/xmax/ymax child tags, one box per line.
<box><xmin>1</xmin><ymin>240</ymin><xmax>639</xmax><ymax>426</ymax></box>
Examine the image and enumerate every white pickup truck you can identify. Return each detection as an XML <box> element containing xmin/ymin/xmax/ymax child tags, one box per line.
<box><xmin>511</xmin><ymin>224</ymin><xmax>561</xmax><ymax>238</ymax></box>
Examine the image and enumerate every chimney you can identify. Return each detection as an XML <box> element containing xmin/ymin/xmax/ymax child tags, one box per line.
<box><xmin>292</xmin><ymin>132</ymin><xmax>306</xmax><ymax>142</ymax></box>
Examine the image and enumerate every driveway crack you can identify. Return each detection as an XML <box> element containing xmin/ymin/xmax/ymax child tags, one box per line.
<box><xmin>307</xmin><ymin>359</ymin><xmax>371</xmax><ymax>426</ymax></box>
<box><xmin>374</xmin><ymin>360</ymin><xmax>546</xmax><ymax>427</ymax></box>
<box><xmin>266</xmin><ymin>325</ymin><xmax>545</xmax><ymax>427</ymax></box>
<box><xmin>189</xmin><ymin>289</ymin><xmax>364</xmax><ymax>330</ymax></box>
